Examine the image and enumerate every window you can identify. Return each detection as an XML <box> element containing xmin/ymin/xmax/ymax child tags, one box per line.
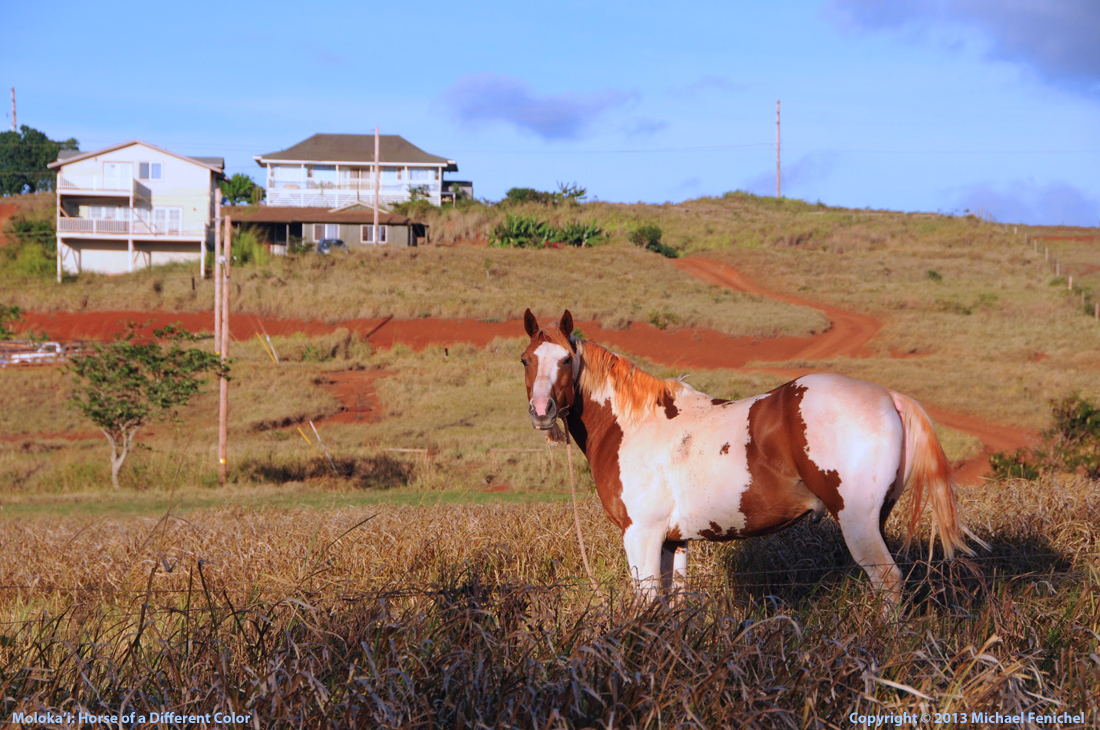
<box><xmin>313</xmin><ymin>223</ymin><xmax>339</xmax><ymax>240</ymax></box>
<box><xmin>409</xmin><ymin>168</ymin><xmax>430</xmax><ymax>181</ymax></box>
<box><xmin>138</xmin><ymin>162</ymin><xmax>162</xmax><ymax>181</ymax></box>
<box><xmin>361</xmin><ymin>225</ymin><xmax>388</xmax><ymax>244</ymax></box>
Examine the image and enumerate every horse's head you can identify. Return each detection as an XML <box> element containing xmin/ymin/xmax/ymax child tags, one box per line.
<box><xmin>521</xmin><ymin>309</ymin><xmax>578</xmax><ymax>431</ymax></box>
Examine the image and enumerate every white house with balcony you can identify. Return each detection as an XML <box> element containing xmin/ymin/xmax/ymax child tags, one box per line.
<box><xmin>255</xmin><ymin>134</ymin><xmax>458</xmax><ymax>208</ymax></box>
<box><xmin>48</xmin><ymin>141</ymin><xmax>224</xmax><ymax>280</ymax></box>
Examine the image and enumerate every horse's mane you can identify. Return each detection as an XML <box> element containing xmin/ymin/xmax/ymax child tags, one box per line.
<box><xmin>577</xmin><ymin>341</ymin><xmax>684</xmax><ymax>424</ymax></box>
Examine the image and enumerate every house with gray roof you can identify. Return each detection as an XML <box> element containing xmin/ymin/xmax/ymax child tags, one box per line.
<box><xmin>254</xmin><ymin>134</ymin><xmax>460</xmax><ymax>208</ymax></box>
<box><xmin>47</xmin><ymin>140</ymin><xmax>224</xmax><ymax>280</ymax></box>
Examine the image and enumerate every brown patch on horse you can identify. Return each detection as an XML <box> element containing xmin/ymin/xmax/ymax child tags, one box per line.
<box><xmin>567</xmin><ymin>390</ymin><xmax>632</xmax><ymax>534</ymax></box>
<box><xmin>658</xmin><ymin>391</ymin><xmax>679</xmax><ymax>419</ymax></box>
<box><xmin>711</xmin><ymin>398</ymin><xmax>731</xmax><ymax>406</ymax></box>
<box><xmin>699</xmin><ymin>520</ymin><xmax>741</xmax><ymax>541</ymax></box>
<box><xmin>578</xmin><ymin>342</ymin><xmax>680</xmax><ymax>424</ymax></box>
<box><xmin>720</xmin><ymin>442</ymin><xmax>730</xmax><ymax>455</ymax></box>
<box><xmin>738</xmin><ymin>381</ymin><xmax>844</xmax><ymax>537</ymax></box>
<box><xmin>666</xmin><ymin>525</ymin><xmax>682</xmax><ymax>541</ymax></box>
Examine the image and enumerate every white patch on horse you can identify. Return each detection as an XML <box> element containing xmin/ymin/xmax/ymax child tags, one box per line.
<box><xmin>530</xmin><ymin>342</ymin><xmax>569</xmax><ymax>417</ymax></box>
<box><xmin>618</xmin><ymin>394</ymin><xmax>765</xmax><ymax>543</ymax></box>
<box><xmin>797</xmin><ymin>374</ymin><xmax>902</xmax><ymax>514</ymax></box>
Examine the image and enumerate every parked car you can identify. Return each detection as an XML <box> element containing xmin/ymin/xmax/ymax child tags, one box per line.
<box><xmin>317</xmin><ymin>238</ymin><xmax>348</xmax><ymax>255</ymax></box>
<box><xmin>0</xmin><ymin>341</ymin><xmax>65</xmax><ymax>367</ymax></box>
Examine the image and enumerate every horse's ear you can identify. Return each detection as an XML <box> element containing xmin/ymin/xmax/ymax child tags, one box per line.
<box><xmin>560</xmin><ymin>310</ymin><xmax>574</xmax><ymax>337</ymax></box>
<box><xmin>523</xmin><ymin>308</ymin><xmax>539</xmax><ymax>337</ymax></box>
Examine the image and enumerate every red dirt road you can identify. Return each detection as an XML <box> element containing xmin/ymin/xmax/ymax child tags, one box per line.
<box><xmin>15</xmin><ymin>257</ymin><xmax>1037</xmax><ymax>482</ymax></box>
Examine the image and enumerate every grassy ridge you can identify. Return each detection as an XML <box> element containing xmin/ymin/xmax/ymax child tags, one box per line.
<box><xmin>1</xmin><ymin>244</ymin><xmax>828</xmax><ymax>339</ymax></box>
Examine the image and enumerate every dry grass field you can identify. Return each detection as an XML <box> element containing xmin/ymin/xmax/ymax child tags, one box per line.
<box><xmin>0</xmin><ymin>477</ymin><xmax>1096</xmax><ymax>726</ymax></box>
<box><xmin>2</xmin><ymin>192</ymin><xmax>1099</xmax><ymax>726</ymax></box>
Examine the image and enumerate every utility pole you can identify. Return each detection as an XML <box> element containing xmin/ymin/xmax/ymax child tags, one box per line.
<box><xmin>214</xmin><ymin>196</ymin><xmax>222</xmax><ymax>354</ymax></box>
<box><xmin>373</xmin><ymin>126</ymin><xmax>380</xmax><ymax>245</ymax></box>
<box><xmin>10</xmin><ymin>88</ymin><xmax>15</xmax><ymax>131</ymax></box>
<box><xmin>218</xmin><ymin>215</ymin><xmax>231</xmax><ymax>485</ymax></box>
<box><xmin>776</xmin><ymin>99</ymin><xmax>781</xmax><ymax>198</ymax></box>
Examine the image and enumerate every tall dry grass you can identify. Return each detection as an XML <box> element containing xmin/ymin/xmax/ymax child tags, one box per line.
<box><xmin>0</xmin><ymin>473</ymin><xmax>1096</xmax><ymax>726</ymax></box>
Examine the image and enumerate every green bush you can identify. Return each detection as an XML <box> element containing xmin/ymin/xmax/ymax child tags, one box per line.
<box><xmin>1</xmin><ymin>210</ymin><xmax>56</xmax><ymax>277</ymax></box>
<box><xmin>628</xmin><ymin>223</ymin><xmax>678</xmax><ymax>258</ymax></box>
<box><xmin>232</xmin><ymin>226</ymin><xmax>270</xmax><ymax>266</ymax></box>
<box><xmin>629</xmin><ymin>224</ymin><xmax>663</xmax><ymax>248</ymax></box>
<box><xmin>990</xmin><ymin>394</ymin><xmax>1100</xmax><ymax>479</ymax></box>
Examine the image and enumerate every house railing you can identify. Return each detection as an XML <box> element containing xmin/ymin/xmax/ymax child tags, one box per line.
<box><xmin>267</xmin><ymin>179</ymin><xmax>440</xmax><ymax>192</ymax></box>
<box><xmin>58</xmin><ymin>176</ymin><xmax>135</xmax><ymax>193</ymax></box>
<box><xmin>58</xmin><ymin>218</ymin><xmax>194</xmax><ymax>237</ymax></box>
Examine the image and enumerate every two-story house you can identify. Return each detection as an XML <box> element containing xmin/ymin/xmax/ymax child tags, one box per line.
<box><xmin>48</xmin><ymin>141</ymin><xmax>224</xmax><ymax>280</ymax></box>
<box><xmin>255</xmin><ymin>134</ymin><xmax>458</xmax><ymax>208</ymax></box>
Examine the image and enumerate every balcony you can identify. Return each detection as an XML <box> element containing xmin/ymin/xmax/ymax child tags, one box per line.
<box><xmin>265</xmin><ymin>179</ymin><xmax>442</xmax><ymax>207</ymax></box>
<box><xmin>58</xmin><ymin>175</ymin><xmax>136</xmax><ymax>196</ymax></box>
<box><xmin>57</xmin><ymin>217</ymin><xmax>199</xmax><ymax>239</ymax></box>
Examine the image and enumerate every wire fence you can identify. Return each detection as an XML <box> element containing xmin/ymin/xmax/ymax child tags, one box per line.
<box><xmin>0</xmin><ymin>550</ymin><xmax>1092</xmax><ymax>630</ymax></box>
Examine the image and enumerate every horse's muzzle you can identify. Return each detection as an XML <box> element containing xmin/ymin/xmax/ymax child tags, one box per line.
<box><xmin>529</xmin><ymin>398</ymin><xmax>558</xmax><ymax>430</ymax></box>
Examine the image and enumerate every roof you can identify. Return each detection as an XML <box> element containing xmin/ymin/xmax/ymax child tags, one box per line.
<box><xmin>47</xmin><ymin>140</ymin><xmax>225</xmax><ymax>174</ymax></box>
<box><xmin>255</xmin><ymin>134</ymin><xmax>458</xmax><ymax>172</ymax></box>
<box><xmin>224</xmin><ymin>205</ymin><xmax>417</xmax><ymax>226</ymax></box>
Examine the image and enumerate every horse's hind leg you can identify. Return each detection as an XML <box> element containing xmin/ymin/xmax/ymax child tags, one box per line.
<box><xmin>838</xmin><ymin>511</ymin><xmax>903</xmax><ymax>605</ymax></box>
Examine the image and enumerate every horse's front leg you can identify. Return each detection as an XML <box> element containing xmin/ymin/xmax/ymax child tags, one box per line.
<box><xmin>660</xmin><ymin>540</ymin><xmax>689</xmax><ymax>601</ymax></box>
<box><xmin>623</xmin><ymin>524</ymin><xmax>666</xmax><ymax>601</ymax></box>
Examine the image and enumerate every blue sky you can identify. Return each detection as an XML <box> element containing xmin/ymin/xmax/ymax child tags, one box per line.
<box><xmin>3</xmin><ymin>0</ymin><xmax>1098</xmax><ymax>225</ymax></box>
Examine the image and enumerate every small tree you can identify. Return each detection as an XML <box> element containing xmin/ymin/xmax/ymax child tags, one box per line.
<box><xmin>68</xmin><ymin>324</ymin><xmax>227</xmax><ymax>488</ymax></box>
<box><xmin>218</xmin><ymin>173</ymin><xmax>265</xmax><ymax>205</ymax></box>
<box><xmin>0</xmin><ymin>305</ymin><xmax>21</xmax><ymax>340</ymax></box>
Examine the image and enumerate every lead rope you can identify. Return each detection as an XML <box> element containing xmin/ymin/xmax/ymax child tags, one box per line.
<box><xmin>559</xmin><ymin>424</ymin><xmax>601</xmax><ymax>596</ymax></box>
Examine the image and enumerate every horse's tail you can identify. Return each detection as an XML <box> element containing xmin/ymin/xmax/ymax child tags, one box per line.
<box><xmin>891</xmin><ymin>392</ymin><xmax>988</xmax><ymax>558</ymax></box>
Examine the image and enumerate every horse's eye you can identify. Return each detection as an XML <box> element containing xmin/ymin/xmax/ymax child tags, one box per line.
<box><xmin>563</xmin><ymin>357</ymin><xmax>573</xmax><ymax>366</ymax></box>
<box><xmin>520</xmin><ymin>358</ymin><xmax>529</xmax><ymax>367</ymax></box>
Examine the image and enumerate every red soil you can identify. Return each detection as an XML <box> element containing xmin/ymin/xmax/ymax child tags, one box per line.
<box><xmin>13</xmin><ymin>257</ymin><xmax>1037</xmax><ymax>484</ymax></box>
<box><xmin>0</xmin><ymin>202</ymin><xmax>17</xmax><ymax>246</ymax></box>
<box><xmin>314</xmin><ymin>370</ymin><xmax>383</xmax><ymax>425</ymax></box>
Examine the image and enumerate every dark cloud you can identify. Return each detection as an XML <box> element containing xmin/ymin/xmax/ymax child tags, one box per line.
<box><xmin>948</xmin><ymin>179</ymin><xmax>1099</xmax><ymax>226</ymax></box>
<box><xmin>828</xmin><ymin>0</ymin><xmax>1100</xmax><ymax>94</ymax></box>
<box><xmin>742</xmin><ymin>153</ymin><xmax>838</xmax><ymax>197</ymax></box>
<box><xmin>442</xmin><ymin>73</ymin><xmax>638</xmax><ymax>140</ymax></box>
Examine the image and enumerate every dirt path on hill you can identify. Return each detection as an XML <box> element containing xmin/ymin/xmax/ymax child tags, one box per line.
<box><xmin>15</xmin><ymin>256</ymin><xmax>1037</xmax><ymax>482</ymax></box>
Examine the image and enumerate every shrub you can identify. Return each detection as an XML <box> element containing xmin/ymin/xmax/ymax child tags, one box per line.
<box><xmin>990</xmin><ymin>395</ymin><xmax>1100</xmax><ymax>479</ymax></box>
<box><xmin>232</xmin><ymin>225</ymin><xmax>271</xmax><ymax>266</ymax></box>
<box><xmin>503</xmin><ymin>187</ymin><xmax>555</xmax><ymax>205</ymax></box>
<box><xmin>629</xmin><ymin>224</ymin><xmax>663</xmax><ymax>248</ymax></box>
<box><xmin>629</xmin><ymin>224</ymin><xmax>679</xmax><ymax>258</ymax></box>
<box><xmin>988</xmin><ymin>448</ymin><xmax>1039</xmax><ymax>480</ymax></box>
<box><xmin>1</xmin><ymin>210</ymin><xmax>56</xmax><ymax>277</ymax></box>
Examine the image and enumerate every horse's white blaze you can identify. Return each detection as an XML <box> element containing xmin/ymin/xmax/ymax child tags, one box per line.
<box><xmin>530</xmin><ymin>342</ymin><xmax>569</xmax><ymax>416</ymax></box>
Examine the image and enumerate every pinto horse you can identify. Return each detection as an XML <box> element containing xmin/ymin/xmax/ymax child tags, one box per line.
<box><xmin>521</xmin><ymin>309</ymin><xmax>982</xmax><ymax>603</ymax></box>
